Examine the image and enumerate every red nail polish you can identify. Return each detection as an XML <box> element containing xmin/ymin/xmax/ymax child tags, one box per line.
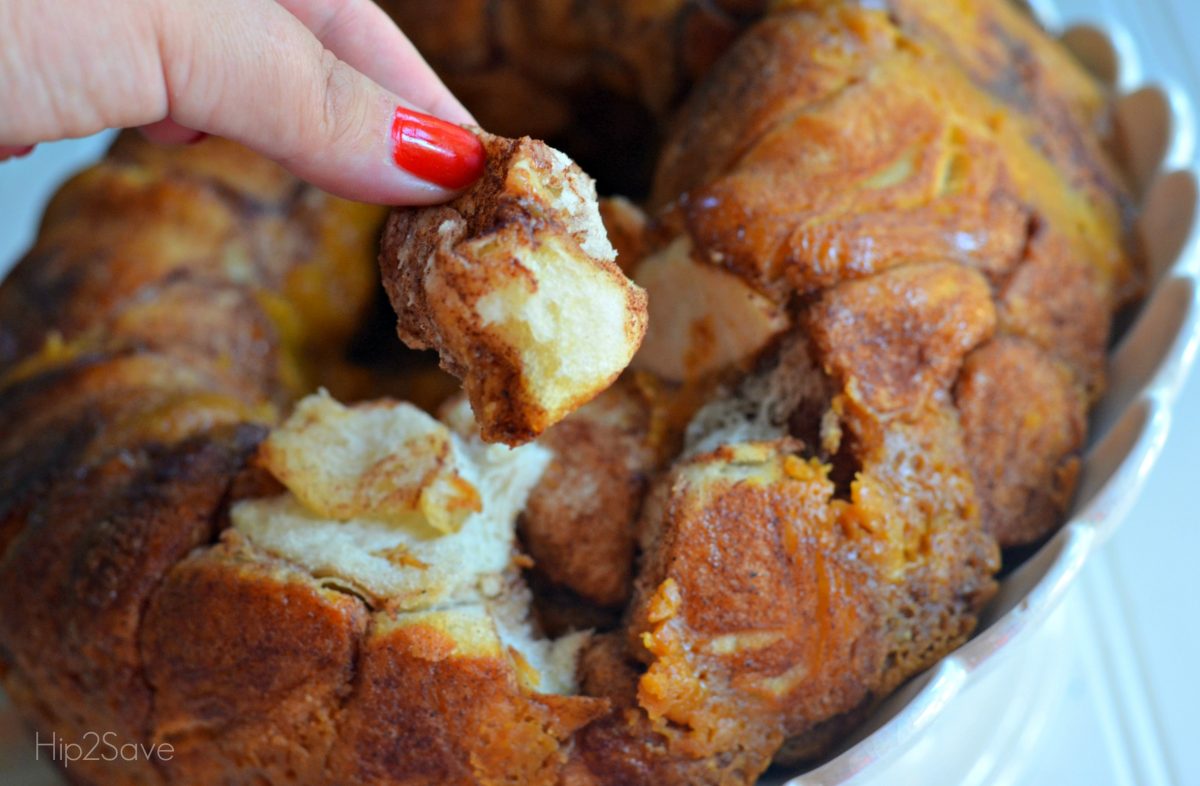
<box><xmin>0</xmin><ymin>145</ymin><xmax>35</xmax><ymax>161</ymax></box>
<box><xmin>391</xmin><ymin>107</ymin><xmax>484</xmax><ymax>190</ymax></box>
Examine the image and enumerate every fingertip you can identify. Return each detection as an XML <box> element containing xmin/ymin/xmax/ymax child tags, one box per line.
<box><xmin>390</xmin><ymin>106</ymin><xmax>485</xmax><ymax>191</ymax></box>
<box><xmin>279</xmin><ymin>0</ymin><xmax>476</xmax><ymax>126</ymax></box>
<box><xmin>160</xmin><ymin>0</ymin><xmax>481</xmax><ymax>206</ymax></box>
<box><xmin>281</xmin><ymin>144</ymin><xmax>469</xmax><ymax>207</ymax></box>
<box><xmin>279</xmin><ymin>99</ymin><xmax>484</xmax><ymax>206</ymax></box>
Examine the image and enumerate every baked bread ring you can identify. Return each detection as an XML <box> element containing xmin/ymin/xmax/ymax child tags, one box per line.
<box><xmin>0</xmin><ymin>1</ymin><xmax>1138</xmax><ymax>784</ymax></box>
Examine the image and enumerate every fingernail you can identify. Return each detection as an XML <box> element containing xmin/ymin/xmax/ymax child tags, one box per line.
<box><xmin>391</xmin><ymin>107</ymin><xmax>485</xmax><ymax>190</ymax></box>
<box><xmin>0</xmin><ymin>145</ymin><xmax>35</xmax><ymax>161</ymax></box>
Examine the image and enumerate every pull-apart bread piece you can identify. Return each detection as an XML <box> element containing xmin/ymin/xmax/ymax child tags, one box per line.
<box><xmin>381</xmin><ymin>130</ymin><xmax>648</xmax><ymax>445</ymax></box>
<box><xmin>164</xmin><ymin>391</ymin><xmax>604</xmax><ymax>784</ymax></box>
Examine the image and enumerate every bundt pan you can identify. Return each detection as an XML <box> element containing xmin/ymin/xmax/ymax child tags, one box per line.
<box><xmin>0</xmin><ymin>0</ymin><xmax>1197</xmax><ymax>784</ymax></box>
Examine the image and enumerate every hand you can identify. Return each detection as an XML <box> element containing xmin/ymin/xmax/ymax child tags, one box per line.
<box><xmin>0</xmin><ymin>0</ymin><xmax>485</xmax><ymax>204</ymax></box>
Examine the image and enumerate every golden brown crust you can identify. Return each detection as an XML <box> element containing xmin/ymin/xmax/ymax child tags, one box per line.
<box><xmin>650</xmin><ymin>3</ymin><xmax>1133</xmax><ymax>312</ymax></box>
<box><xmin>324</xmin><ymin>608</ymin><xmax>605</xmax><ymax>786</ymax></box>
<box><xmin>883</xmin><ymin>0</ymin><xmax>1137</xmax><ymax>265</ymax></box>
<box><xmin>628</xmin><ymin>444</ymin><xmax>887</xmax><ymax>751</ymax></box>
<box><xmin>652</xmin><ymin>4</ymin><xmax>891</xmax><ymax>210</ymax></box>
<box><xmin>955</xmin><ymin>337</ymin><xmax>1087</xmax><ymax>546</ymax></box>
<box><xmin>380</xmin><ymin>130</ymin><xmax>647</xmax><ymax>445</ymax></box>
<box><xmin>567</xmin><ymin>634</ymin><xmax>780</xmax><ymax>786</ymax></box>
<box><xmin>520</xmin><ymin>381</ymin><xmax>659</xmax><ymax>607</ymax></box>
<box><xmin>0</xmin><ymin>133</ymin><xmax>385</xmax><ymax>786</ymax></box>
<box><xmin>998</xmin><ymin>228</ymin><xmax>1112</xmax><ymax>400</ymax></box>
<box><xmin>141</xmin><ymin>537</ymin><xmax>368</xmax><ymax>784</ymax></box>
<box><xmin>808</xmin><ymin>261</ymin><xmax>997</xmax><ymax>415</ymax></box>
<box><xmin>0</xmin><ymin>427</ymin><xmax>263</xmax><ymax>785</ymax></box>
<box><xmin>844</xmin><ymin>401</ymin><xmax>1001</xmax><ymax>689</ymax></box>
<box><xmin>145</xmin><ymin>534</ymin><xmax>610</xmax><ymax>786</ymax></box>
<box><xmin>634</xmin><ymin>0</ymin><xmax>1130</xmax><ymax>570</ymax></box>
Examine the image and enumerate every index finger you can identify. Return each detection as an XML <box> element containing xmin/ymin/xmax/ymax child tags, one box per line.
<box><xmin>278</xmin><ymin>0</ymin><xmax>474</xmax><ymax>125</ymax></box>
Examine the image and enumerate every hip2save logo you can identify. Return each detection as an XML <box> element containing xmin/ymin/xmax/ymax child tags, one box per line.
<box><xmin>35</xmin><ymin>731</ymin><xmax>175</xmax><ymax>767</ymax></box>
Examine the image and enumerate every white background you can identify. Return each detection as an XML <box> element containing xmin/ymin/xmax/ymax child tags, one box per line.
<box><xmin>1021</xmin><ymin>1</ymin><xmax>1200</xmax><ymax>783</ymax></box>
<box><xmin>0</xmin><ymin>1</ymin><xmax>1198</xmax><ymax>784</ymax></box>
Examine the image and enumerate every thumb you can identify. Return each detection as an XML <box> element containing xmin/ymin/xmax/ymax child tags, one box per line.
<box><xmin>159</xmin><ymin>0</ymin><xmax>483</xmax><ymax>205</ymax></box>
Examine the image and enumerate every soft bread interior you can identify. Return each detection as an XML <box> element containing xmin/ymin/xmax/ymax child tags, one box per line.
<box><xmin>381</xmin><ymin>132</ymin><xmax>648</xmax><ymax>445</ymax></box>
<box><xmin>632</xmin><ymin>236</ymin><xmax>788</xmax><ymax>382</ymax></box>
<box><xmin>231</xmin><ymin>393</ymin><xmax>583</xmax><ymax>695</ymax></box>
<box><xmin>469</xmin><ymin>231</ymin><xmax>637</xmax><ymax>418</ymax></box>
